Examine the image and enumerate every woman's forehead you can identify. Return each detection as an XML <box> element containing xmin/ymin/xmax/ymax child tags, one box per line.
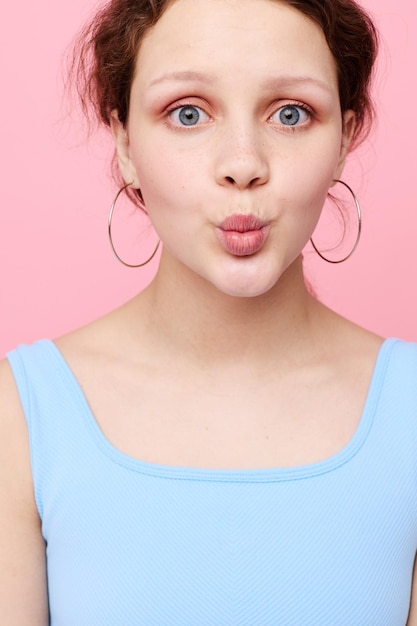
<box><xmin>134</xmin><ymin>0</ymin><xmax>338</xmax><ymax>91</ymax></box>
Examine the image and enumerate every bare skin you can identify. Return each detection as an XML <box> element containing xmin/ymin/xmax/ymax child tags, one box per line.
<box><xmin>55</xmin><ymin>258</ymin><xmax>383</xmax><ymax>470</ymax></box>
<box><xmin>1</xmin><ymin>0</ymin><xmax>414</xmax><ymax>621</ymax></box>
<box><xmin>408</xmin><ymin>559</ymin><xmax>417</xmax><ymax>625</ymax></box>
<box><xmin>0</xmin><ymin>361</ymin><xmax>49</xmax><ymax>624</ymax></box>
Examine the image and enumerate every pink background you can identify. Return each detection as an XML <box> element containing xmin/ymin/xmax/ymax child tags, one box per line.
<box><xmin>1</xmin><ymin>0</ymin><xmax>416</xmax><ymax>358</ymax></box>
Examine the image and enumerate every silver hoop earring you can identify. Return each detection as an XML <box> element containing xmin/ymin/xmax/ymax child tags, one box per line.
<box><xmin>310</xmin><ymin>179</ymin><xmax>362</xmax><ymax>264</ymax></box>
<box><xmin>108</xmin><ymin>184</ymin><xmax>160</xmax><ymax>268</ymax></box>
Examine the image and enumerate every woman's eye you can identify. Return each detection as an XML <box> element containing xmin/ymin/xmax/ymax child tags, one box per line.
<box><xmin>169</xmin><ymin>105</ymin><xmax>209</xmax><ymax>127</ymax></box>
<box><xmin>271</xmin><ymin>105</ymin><xmax>310</xmax><ymax>127</ymax></box>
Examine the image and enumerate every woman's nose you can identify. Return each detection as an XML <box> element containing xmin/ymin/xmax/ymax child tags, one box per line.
<box><xmin>214</xmin><ymin>125</ymin><xmax>270</xmax><ymax>190</ymax></box>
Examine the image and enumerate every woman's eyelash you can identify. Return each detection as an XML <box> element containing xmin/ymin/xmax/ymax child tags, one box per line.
<box><xmin>277</xmin><ymin>101</ymin><xmax>313</xmax><ymax>113</ymax></box>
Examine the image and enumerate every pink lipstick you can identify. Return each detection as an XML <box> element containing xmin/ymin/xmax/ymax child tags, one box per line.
<box><xmin>215</xmin><ymin>214</ymin><xmax>270</xmax><ymax>256</ymax></box>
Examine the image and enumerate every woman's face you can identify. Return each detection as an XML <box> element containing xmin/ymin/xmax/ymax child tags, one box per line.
<box><xmin>112</xmin><ymin>0</ymin><xmax>355</xmax><ymax>297</ymax></box>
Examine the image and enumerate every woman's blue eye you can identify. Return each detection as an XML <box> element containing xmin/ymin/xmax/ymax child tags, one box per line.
<box><xmin>179</xmin><ymin>106</ymin><xmax>200</xmax><ymax>125</ymax></box>
<box><xmin>272</xmin><ymin>105</ymin><xmax>309</xmax><ymax>127</ymax></box>
<box><xmin>170</xmin><ymin>105</ymin><xmax>206</xmax><ymax>126</ymax></box>
<box><xmin>280</xmin><ymin>106</ymin><xmax>300</xmax><ymax>125</ymax></box>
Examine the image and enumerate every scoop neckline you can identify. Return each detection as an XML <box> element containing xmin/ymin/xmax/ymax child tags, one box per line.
<box><xmin>45</xmin><ymin>337</ymin><xmax>396</xmax><ymax>483</ymax></box>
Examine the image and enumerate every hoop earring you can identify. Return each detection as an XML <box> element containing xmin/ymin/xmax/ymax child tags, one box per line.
<box><xmin>108</xmin><ymin>184</ymin><xmax>160</xmax><ymax>268</ymax></box>
<box><xmin>310</xmin><ymin>179</ymin><xmax>362</xmax><ymax>264</ymax></box>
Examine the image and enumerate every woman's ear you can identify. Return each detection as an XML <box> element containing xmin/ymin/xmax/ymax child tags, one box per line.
<box><xmin>334</xmin><ymin>110</ymin><xmax>356</xmax><ymax>181</ymax></box>
<box><xmin>110</xmin><ymin>110</ymin><xmax>141</xmax><ymax>188</ymax></box>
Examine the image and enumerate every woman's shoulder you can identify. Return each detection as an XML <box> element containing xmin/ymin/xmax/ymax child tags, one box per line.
<box><xmin>0</xmin><ymin>358</ymin><xmax>49</xmax><ymax>621</ymax></box>
<box><xmin>326</xmin><ymin>308</ymin><xmax>416</xmax><ymax>367</ymax></box>
<box><xmin>316</xmin><ymin>306</ymin><xmax>417</xmax><ymax>398</ymax></box>
<box><xmin>53</xmin><ymin>296</ymin><xmax>156</xmax><ymax>382</ymax></box>
<box><xmin>0</xmin><ymin>356</ymin><xmax>26</xmax><ymax>426</ymax></box>
<box><xmin>312</xmin><ymin>302</ymin><xmax>384</xmax><ymax>365</ymax></box>
<box><xmin>0</xmin><ymin>355</ymin><xmax>39</xmax><ymax>494</ymax></box>
<box><xmin>0</xmin><ymin>357</ymin><xmax>30</xmax><ymax>450</ymax></box>
<box><xmin>56</xmin><ymin>296</ymin><xmax>147</xmax><ymax>355</ymax></box>
<box><xmin>0</xmin><ymin>357</ymin><xmax>49</xmax><ymax>618</ymax></box>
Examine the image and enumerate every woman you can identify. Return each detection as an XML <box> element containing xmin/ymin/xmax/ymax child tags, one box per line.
<box><xmin>2</xmin><ymin>0</ymin><xmax>416</xmax><ymax>623</ymax></box>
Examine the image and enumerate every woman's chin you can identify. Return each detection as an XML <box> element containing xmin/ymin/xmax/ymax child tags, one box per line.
<box><xmin>209</xmin><ymin>272</ymin><xmax>283</xmax><ymax>299</ymax></box>
<box><xmin>203</xmin><ymin>255</ymin><xmax>302</xmax><ymax>299</ymax></box>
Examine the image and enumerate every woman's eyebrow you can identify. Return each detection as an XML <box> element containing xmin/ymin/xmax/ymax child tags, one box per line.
<box><xmin>147</xmin><ymin>71</ymin><xmax>334</xmax><ymax>95</ymax></box>
<box><xmin>148</xmin><ymin>71</ymin><xmax>216</xmax><ymax>87</ymax></box>
<box><xmin>261</xmin><ymin>75</ymin><xmax>334</xmax><ymax>95</ymax></box>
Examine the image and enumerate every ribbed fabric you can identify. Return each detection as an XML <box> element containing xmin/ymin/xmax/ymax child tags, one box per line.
<box><xmin>7</xmin><ymin>338</ymin><xmax>417</xmax><ymax>625</ymax></box>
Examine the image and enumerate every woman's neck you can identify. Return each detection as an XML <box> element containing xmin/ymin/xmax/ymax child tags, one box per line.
<box><xmin>136</xmin><ymin>253</ymin><xmax>322</xmax><ymax>367</ymax></box>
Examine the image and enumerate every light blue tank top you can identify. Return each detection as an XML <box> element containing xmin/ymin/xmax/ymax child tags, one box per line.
<box><xmin>7</xmin><ymin>338</ymin><xmax>417</xmax><ymax>625</ymax></box>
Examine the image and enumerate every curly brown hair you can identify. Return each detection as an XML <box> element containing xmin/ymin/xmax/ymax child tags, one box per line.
<box><xmin>71</xmin><ymin>0</ymin><xmax>378</xmax><ymax>148</ymax></box>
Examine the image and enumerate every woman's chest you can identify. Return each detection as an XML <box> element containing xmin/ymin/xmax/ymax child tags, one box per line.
<box><xmin>84</xmin><ymin>365</ymin><xmax>370</xmax><ymax>469</ymax></box>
